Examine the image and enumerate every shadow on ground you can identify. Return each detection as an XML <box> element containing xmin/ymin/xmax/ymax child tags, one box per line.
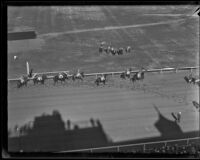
<box><xmin>8</xmin><ymin>110</ymin><xmax>112</xmax><ymax>152</ymax></box>
<box><xmin>8</xmin><ymin>107</ymin><xmax>199</xmax><ymax>152</ymax></box>
<box><xmin>115</xmin><ymin>105</ymin><xmax>199</xmax><ymax>146</ymax></box>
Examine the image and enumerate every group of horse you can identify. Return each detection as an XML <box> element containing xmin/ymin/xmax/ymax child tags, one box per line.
<box><xmin>16</xmin><ymin>68</ymin><xmax>146</xmax><ymax>88</ymax></box>
<box><xmin>99</xmin><ymin>42</ymin><xmax>131</xmax><ymax>56</ymax></box>
<box><xmin>120</xmin><ymin>68</ymin><xmax>146</xmax><ymax>83</ymax></box>
<box><xmin>17</xmin><ymin>71</ymin><xmax>85</xmax><ymax>88</ymax></box>
<box><xmin>184</xmin><ymin>74</ymin><xmax>200</xmax><ymax>86</ymax></box>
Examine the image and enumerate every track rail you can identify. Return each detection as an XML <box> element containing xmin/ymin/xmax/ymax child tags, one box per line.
<box><xmin>56</xmin><ymin>137</ymin><xmax>200</xmax><ymax>153</ymax></box>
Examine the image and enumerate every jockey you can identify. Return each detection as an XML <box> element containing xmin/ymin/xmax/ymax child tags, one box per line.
<box><xmin>137</xmin><ymin>71</ymin><xmax>142</xmax><ymax>79</ymax></box>
<box><xmin>19</xmin><ymin>76</ymin><xmax>25</xmax><ymax>83</ymax></box>
<box><xmin>101</xmin><ymin>74</ymin><xmax>106</xmax><ymax>81</ymax></box>
<box><xmin>76</xmin><ymin>69</ymin><xmax>81</xmax><ymax>77</ymax></box>
<box><xmin>37</xmin><ymin>76</ymin><xmax>42</xmax><ymax>81</ymax></box>
<box><xmin>126</xmin><ymin>68</ymin><xmax>131</xmax><ymax>76</ymax></box>
<box><xmin>188</xmin><ymin>73</ymin><xmax>193</xmax><ymax>79</ymax></box>
<box><xmin>188</xmin><ymin>73</ymin><xmax>193</xmax><ymax>83</ymax></box>
<box><xmin>177</xmin><ymin>112</ymin><xmax>181</xmax><ymax>122</ymax></box>
<box><xmin>58</xmin><ymin>73</ymin><xmax>63</xmax><ymax>79</ymax></box>
<box><xmin>100</xmin><ymin>41</ymin><xmax>106</xmax><ymax>46</ymax></box>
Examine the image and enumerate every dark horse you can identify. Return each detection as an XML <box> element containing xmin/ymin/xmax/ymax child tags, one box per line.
<box><xmin>184</xmin><ymin>76</ymin><xmax>196</xmax><ymax>84</ymax></box>
<box><xmin>120</xmin><ymin>69</ymin><xmax>132</xmax><ymax>79</ymax></box>
<box><xmin>17</xmin><ymin>76</ymin><xmax>29</xmax><ymax>88</ymax></box>
<box><xmin>72</xmin><ymin>72</ymin><xmax>84</xmax><ymax>81</ymax></box>
<box><xmin>125</xmin><ymin>46</ymin><xmax>131</xmax><ymax>53</ymax></box>
<box><xmin>53</xmin><ymin>73</ymin><xmax>69</xmax><ymax>85</ymax></box>
<box><xmin>117</xmin><ymin>48</ymin><xmax>124</xmax><ymax>55</ymax></box>
<box><xmin>130</xmin><ymin>71</ymin><xmax>145</xmax><ymax>84</ymax></box>
<box><xmin>33</xmin><ymin>74</ymin><xmax>47</xmax><ymax>85</ymax></box>
<box><xmin>99</xmin><ymin>46</ymin><xmax>103</xmax><ymax>53</ymax></box>
<box><xmin>95</xmin><ymin>75</ymin><xmax>107</xmax><ymax>86</ymax></box>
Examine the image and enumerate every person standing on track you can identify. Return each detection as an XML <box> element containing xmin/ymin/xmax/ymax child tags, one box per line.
<box><xmin>177</xmin><ymin>112</ymin><xmax>181</xmax><ymax>123</ymax></box>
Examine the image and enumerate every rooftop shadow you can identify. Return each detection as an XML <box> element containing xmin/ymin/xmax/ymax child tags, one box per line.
<box><xmin>8</xmin><ymin>110</ymin><xmax>112</xmax><ymax>152</ymax></box>
<box><xmin>153</xmin><ymin>104</ymin><xmax>183</xmax><ymax>139</ymax></box>
<box><xmin>8</xmin><ymin>106</ymin><xmax>199</xmax><ymax>152</ymax></box>
<box><xmin>114</xmin><ymin>104</ymin><xmax>199</xmax><ymax>146</ymax></box>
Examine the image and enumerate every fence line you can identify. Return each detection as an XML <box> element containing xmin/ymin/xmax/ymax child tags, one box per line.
<box><xmin>57</xmin><ymin>137</ymin><xmax>200</xmax><ymax>153</ymax></box>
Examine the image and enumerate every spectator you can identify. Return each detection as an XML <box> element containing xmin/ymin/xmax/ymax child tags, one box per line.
<box><xmin>90</xmin><ymin>118</ymin><xmax>95</xmax><ymax>127</ymax></box>
<box><xmin>67</xmin><ymin>120</ymin><xmax>71</xmax><ymax>130</ymax></box>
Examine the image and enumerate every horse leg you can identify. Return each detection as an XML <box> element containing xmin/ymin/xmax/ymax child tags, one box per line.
<box><xmin>17</xmin><ymin>83</ymin><xmax>20</xmax><ymax>88</ymax></box>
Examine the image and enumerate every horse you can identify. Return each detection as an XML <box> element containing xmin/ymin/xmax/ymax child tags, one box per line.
<box><xmin>104</xmin><ymin>47</ymin><xmax>110</xmax><ymax>54</ymax></box>
<box><xmin>110</xmin><ymin>48</ymin><xmax>116</xmax><ymax>56</ymax></box>
<box><xmin>125</xmin><ymin>46</ymin><xmax>131</xmax><ymax>53</ymax></box>
<box><xmin>53</xmin><ymin>73</ymin><xmax>69</xmax><ymax>85</ymax></box>
<box><xmin>72</xmin><ymin>72</ymin><xmax>84</xmax><ymax>81</ymax></box>
<box><xmin>184</xmin><ymin>76</ymin><xmax>197</xmax><ymax>84</ymax></box>
<box><xmin>130</xmin><ymin>74</ymin><xmax>138</xmax><ymax>84</ymax></box>
<box><xmin>100</xmin><ymin>41</ymin><xmax>106</xmax><ymax>47</ymax></box>
<box><xmin>33</xmin><ymin>74</ymin><xmax>47</xmax><ymax>85</ymax></box>
<box><xmin>117</xmin><ymin>48</ymin><xmax>124</xmax><ymax>55</ymax></box>
<box><xmin>184</xmin><ymin>76</ymin><xmax>190</xmax><ymax>83</ymax></box>
<box><xmin>17</xmin><ymin>76</ymin><xmax>28</xmax><ymax>88</ymax></box>
<box><xmin>136</xmin><ymin>71</ymin><xmax>145</xmax><ymax>81</ymax></box>
<box><xmin>120</xmin><ymin>68</ymin><xmax>132</xmax><ymax>79</ymax></box>
<box><xmin>95</xmin><ymin>75</ymin><xmax>107</xmax><ymax>86</ymax></box>
<box><xmin>28</xmin><ymin>69</ymin><xmax>33</xmax><ymax>78</ymax></box>
<box><xmin>120</xmin><ymin>72</ymin><xmax>126</xmax><ymax>79</ymax></box>
<box><xmin>99</xmin><ymin>46</ymin><xmax>103</xmax><ymax>53</ymax></box>
<box><xmin>130</xmin><ymin>71</ymin><xmax>145</xmax><ymax>84</ymax></box>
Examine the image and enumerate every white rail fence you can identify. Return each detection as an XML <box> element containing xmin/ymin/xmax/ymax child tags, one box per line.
<box><xmin>57</xmin><ymin>137</ymin><xmax>200</xmax><ymax>153</ymax></box>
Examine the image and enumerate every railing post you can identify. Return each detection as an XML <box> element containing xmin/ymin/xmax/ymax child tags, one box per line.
<box><xmin>90</xmin><ymin>149</ymin><xmax>93</xmax><ymax>153</ymax></box>
<box><xmin>117</xmin><ymin>146</ymin><xmax>120</xmax><ymax>152</ymax></box>
<box><xmin>164</xmin><ymin>142</ymin><xmax>167</xmax><ymax>147</ymax></box>
<box><xmin>143</xmin><ymin>144</ymin><xmax>146</xmax><ymax>152</ymax></box>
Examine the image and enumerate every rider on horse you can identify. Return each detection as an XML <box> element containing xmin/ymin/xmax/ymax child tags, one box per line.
<box><xmin>19</xmin><ymin>76</ymin><xmax>25</xmax><ymax>83</ymax></box>
<box><xmin>100</xmin><ymin>41</ymin><xmax>106</xmax><ymax>46</ymax></box>
<box><xmin>101</xmin><ymin>74</ymin><xmax>106</xmax><ymax>81</ymax></box>
<box><xmin>126</xmin><ymin>68</ymin><xmax>131</xmax><ymax>77</ymax></box>
<box><xmin>76</xmin><ymin>69</ymin><xmax>81</xmax><ymax>78</ymax></box>
<box><xmin>37</xmin><ymin>76</ymin><xmax>42</xmax><ymax>81</ymax></box>
<box><xmin>58</xmin><ymin>73</ymin><xmax>64</xmax><ymax>79</ymax></box>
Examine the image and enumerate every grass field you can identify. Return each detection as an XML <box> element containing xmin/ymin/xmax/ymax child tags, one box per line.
<box><xmin>7</xmin><ymin>6</ymin><xmax>199</xmax><ymax>78</ymax></box>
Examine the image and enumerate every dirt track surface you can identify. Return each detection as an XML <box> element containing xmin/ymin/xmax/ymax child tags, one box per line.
<box><xmin>8</xmin><ymin>71</ymin><xmax>199</xmax><ymax>142</ymax></box>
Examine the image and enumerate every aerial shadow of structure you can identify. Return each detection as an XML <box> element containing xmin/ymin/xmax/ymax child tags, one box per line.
<box><xmin>8</xmin><ymin>110</ymin><xmax>112</xmax><ymax>152</ymax></box>
<box><xmin>114</xmin><ymin>104</ymin><xmax>199</xmax><ymax>146</ymax></box>
<box><xmin>8</xmin><ymin>106</ymin><xmax>199</xmax><ymax>152</ymax></box>
<box><xmin>153</xmin><ymin>104</ymin><xmax>183</xmax><ymax>139</ymax></box>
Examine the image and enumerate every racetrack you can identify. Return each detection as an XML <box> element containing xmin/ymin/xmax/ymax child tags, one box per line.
<box><xmin>7</xmin><ymin>6</ymin><xmax>199</xmax><ymax>144</ymax></box>
<box><xmin>8</xmin><ymin>70</ymin><xmax>199</xmax><ymax>143</ymax></box>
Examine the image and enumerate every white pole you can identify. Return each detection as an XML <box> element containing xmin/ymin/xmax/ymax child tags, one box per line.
<box><xmin>26</xmin><ymin>61</ymin><xmax>30</xmax><ymax>76</ymax></box>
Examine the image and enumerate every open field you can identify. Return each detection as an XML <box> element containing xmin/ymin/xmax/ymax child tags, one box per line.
<box><xmin>7</xmin><ymin>6</ymin><xmax>199</xmax><ymax>78</ymax></box>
